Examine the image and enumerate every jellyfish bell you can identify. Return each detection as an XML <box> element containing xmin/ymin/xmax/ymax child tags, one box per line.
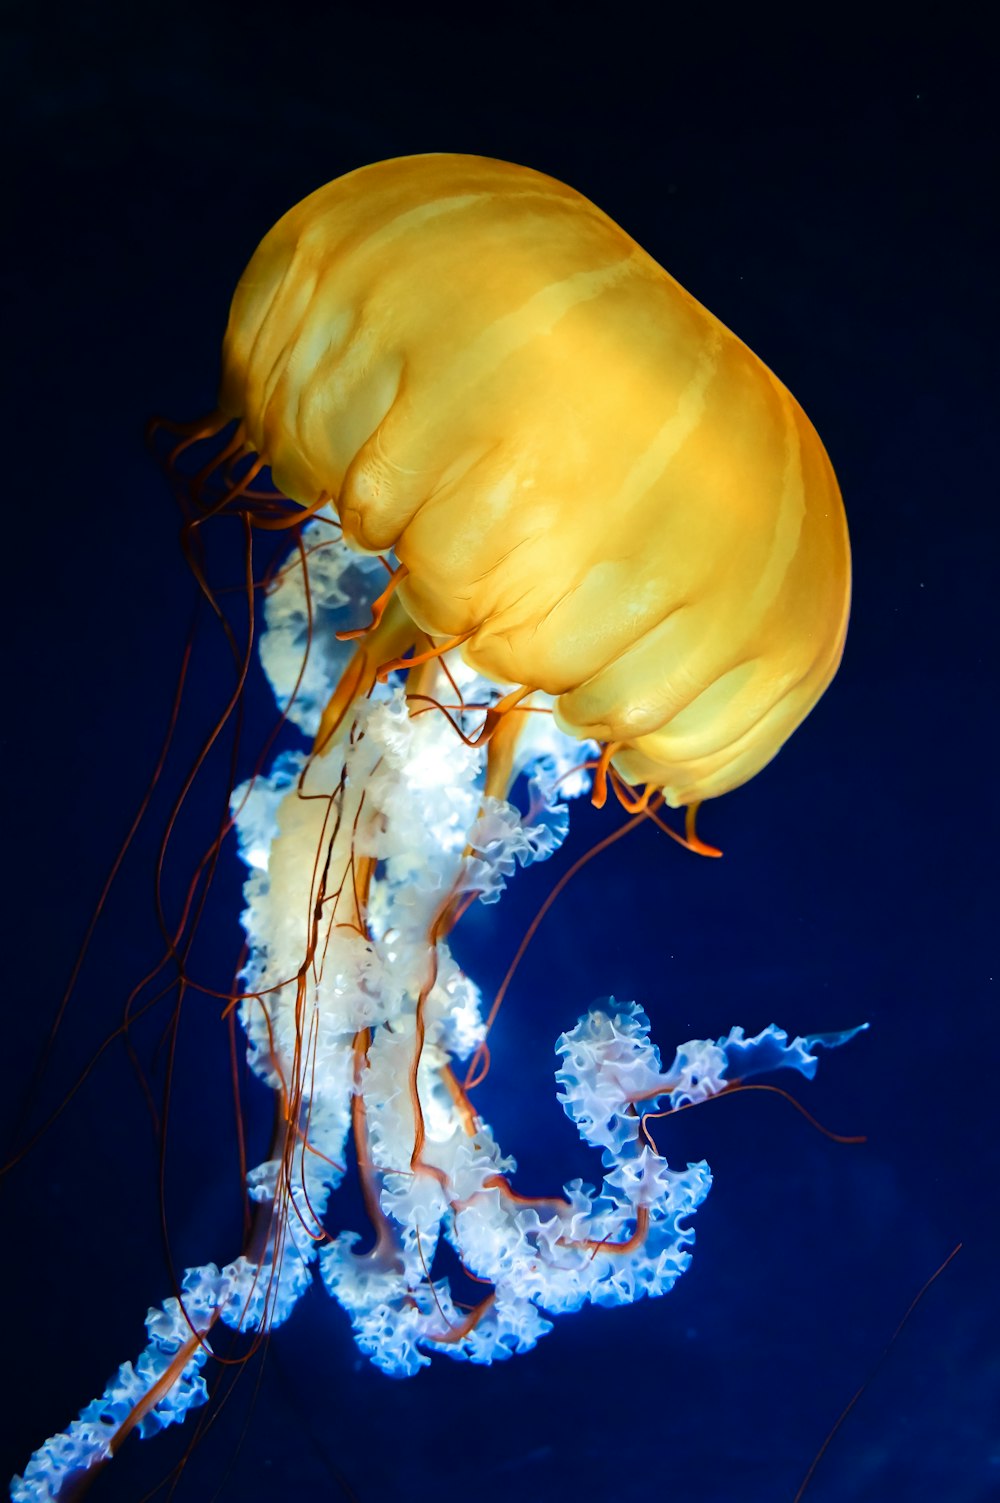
<box><xmin>13</xmin><ymin>156</ymin><xmax>858</xmax><ymax>1502</ymax></box>
<box><xmin>219</xmin><ymin>151</ymin><xmax>850</xmax><ymax>808</ymax></box>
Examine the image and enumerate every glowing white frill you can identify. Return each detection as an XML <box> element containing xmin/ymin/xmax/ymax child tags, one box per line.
<box><xmin>11</xmin><ymin>522</ymin><xmax>862</xmax><ymax>1501</ymax></box>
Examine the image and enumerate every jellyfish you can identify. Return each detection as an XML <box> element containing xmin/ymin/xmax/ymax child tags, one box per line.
<box><xmin>12</xmin><ymin>154</ymin><xmax>856</xmax><ymax>1501</ymax></box>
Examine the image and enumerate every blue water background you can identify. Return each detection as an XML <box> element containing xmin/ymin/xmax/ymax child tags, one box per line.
<box><xmin>2</xmin><ymin>11</ymin><xmax>996</xmax><ymax>1502</ymax></box>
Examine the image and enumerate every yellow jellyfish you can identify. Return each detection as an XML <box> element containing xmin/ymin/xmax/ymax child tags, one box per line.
<box><xmin>220</xmin><ymin>152</ymin><xmax>850</xmax><ymax>810</ymax></box>
<box><xmin>12</xmin><ymin>154</ymin><xmax>855</xmax><ymax>1502</ymax></box>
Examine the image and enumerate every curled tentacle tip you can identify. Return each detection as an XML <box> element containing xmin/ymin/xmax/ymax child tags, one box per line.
<box><xmin>689</xmin><ymin>836</ymin><xmax>724</xmax><ymax>859</ymax></box>
<box><xmin>683</xmin><ymin>802</ymin><xmax>722</xmax><ymax>858</ymax></box>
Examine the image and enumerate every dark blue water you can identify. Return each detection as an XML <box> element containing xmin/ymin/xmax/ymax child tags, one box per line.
<box><xmin>3</xmin><ymin>10</ymin><xmax>996</xmax><ymax>1502</ymax></box>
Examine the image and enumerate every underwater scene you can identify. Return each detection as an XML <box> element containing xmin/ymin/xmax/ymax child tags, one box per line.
<box><xmin>3</xmin><ymin>11</ymin><xmax>995</xmax><ymax>1503</ymax></box>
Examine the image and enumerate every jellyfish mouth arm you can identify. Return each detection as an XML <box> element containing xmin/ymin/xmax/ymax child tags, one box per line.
<box><xmin>11</xmin><ymin>521</ymin><xmax>861</xmax><ymax>1495</ymax></box>
<box><xmin>302</xmin><ymin>700</ymin><xmax>858</xmax><ymax>1367</ymax></box>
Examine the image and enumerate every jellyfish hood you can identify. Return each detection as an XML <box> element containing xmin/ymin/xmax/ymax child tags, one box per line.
<box><xmin>219</xmin><ymin>153</ymin><xmax>850</xmax><ymax>807</ymax></box>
